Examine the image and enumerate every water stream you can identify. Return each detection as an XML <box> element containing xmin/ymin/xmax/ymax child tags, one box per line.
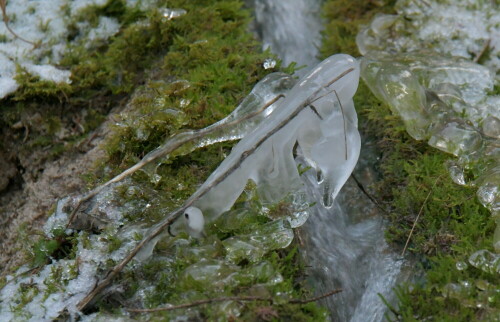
<box><xmin>249</xmin><ymin>1</ymin><xmax>405</xmax><ymax>320</ymax></box>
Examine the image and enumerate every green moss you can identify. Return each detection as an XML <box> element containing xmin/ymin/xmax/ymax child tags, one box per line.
<box><xmin>13</xmin><ymin>65</ymin><xmax>72</xmax><ymax>101</ymax></box>
<box><xmin>105</xmin><ymin>233</ymin><xmax>124</xmax><ymax>253</ymax></box>
<box><xmin>368</xmin><ymin>107</ymin><xmax>500</xmax><ymax>319</ymax></box>
<box><xmin>31</xmin><ymin>228</ymin><xmax>78</xmax><ymax>267</ymax></box>
<box><xmin>320</xmin><ymin>0</ymin><xmax>396</xmax><ymax>58</ymax></box>
<box><xmin>0</xmin><ymin>0</ymin><xmax>158</xmax><ymax>164</ymax></box>
<box><xmin>95</xmin><ymin>0</ymin><xmax>278</xmax><ymax>183</ymax></box>
<box><xmin>121</xmin><ymin>190</ymin><xmax>327</xmax><ymax>320</ymax></box>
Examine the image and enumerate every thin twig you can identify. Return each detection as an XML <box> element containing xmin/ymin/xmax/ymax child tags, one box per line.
<box><xmin>0</xmin><ymin>0</ymin><xmax>38</xmax><ymax>48</ymax></box>
<box><xmin>76</xmin><ymin>68</ymin><xmax>355</xmax><ymax>311</ymax></box>
<box><xmin>350</xmin><ymin>173</ymin><xmax>388</xmax><ymax>214</ymax></box>
<box><xmin>127</xmin><ymin>296</ymin><xmax>271</xmax><ymax>313</ymax></box>
<box><xmin>289</xmin><ymin>289</ymin><xmax>343</xmax><ymax>304</ymax></box>
<box><xmin>415</xmin><ymin>0</ymin><xmax>431</xmax><ymax>8</ymax></box>
<box><xmin>308</xmin><ymin>104</ymin><xmax>323</xmax><ymax>120</ymax></box>
<box><xmin>473</xmin><ymin>38</ymin><xmax>491</xmax><ymax>63</ymax></box>
<box><xmin>126</xmin><ymin>289</ymin><xmax>342</xmax><ymax>313</ymax></box>
<box><xmin>401</xmin><ymin>175</ymin><xmax>441</xmax><ymax>256</ymax></box>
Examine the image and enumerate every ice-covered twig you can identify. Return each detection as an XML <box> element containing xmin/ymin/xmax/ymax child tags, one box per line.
<box><xmin>66</xmin><ymin>93</ymin><xmax>286</xmax><ymax>228</ymax></box>
<box><xmin>334</xmin><ymin>90</ymin><xmax>348</xmax><ymax>160</ymax></box>
<box><xmin>76</xmin><ymin>67</ymin><xmax>355</xmax><ymax>311</ymax></box>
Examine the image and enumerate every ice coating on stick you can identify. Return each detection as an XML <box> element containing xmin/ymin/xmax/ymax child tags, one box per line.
<box><xmin>191</xmin><ymin>54</ymin><xmax>361</xmax><ymax>219</ymax></box>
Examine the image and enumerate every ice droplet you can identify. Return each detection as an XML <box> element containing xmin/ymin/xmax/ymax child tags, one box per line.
<box><xmin>161</xmin><ymin>8</ymin><xmax>187</xmax><ymax>20</ymax></box>
<box><xmin>468</xmin><ymin>249</ymin><xmax>500</xmax><ymax>274</ymax></box>
<box><xmin>447</xmin><ymin>161</ymin><xmax>466</xmax><ymax>186</ymax></box>
<box><xmin>460</xmin><ymin>280</ymin><xmax>472</xmax><ymax>289</ymax></box>
<box><xmin>151</xmin><ymin>173</ymin><xmax>162</xmax><ymax>184</ymax></box>
<box><xmin>263</xmin><ymin>58</ymin><xmax>276</xmax><ymax>69</ymax></box>
<box><xmin>477</xmin><ymin>183</ymin><xmax>498</xmax><ymax>209</ymax></box>
<box><xmin>179</xmin><ymin>98</ymin><xmax>191</xmax><ymax>108</ymax></box>
<box><xmin>456</xmin><ymin>261</ymin><xmax>468</xmax><ymax>271</ymax></box>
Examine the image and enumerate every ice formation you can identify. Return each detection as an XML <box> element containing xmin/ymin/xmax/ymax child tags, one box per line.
<box><xmin>185</xmin><ymin>54</ymin><xmax>360</xmax><ymax>220</ymax></box>
<box><xmin>357</xmin><ymin>0</ymin><xmax>500</xmax><ymax>251</ymax></box>
<box><xmin>251</xmin><ymin>0</ymin><xmax>323</xmax><ymax>72</ymax></box>
<box><xmin>90</xmin><ymin>54</ymin><xmax>360</xmax><ymax>225</ymax></box>
<box><xmin>183</xmin><ymin>206</ymin><xmax>206</xmax><ymax>238</ymax></box>
<box><xmin>357</xmin><ymin>0</ymin><xmax>500</xmax><ymax>72</ymax></box>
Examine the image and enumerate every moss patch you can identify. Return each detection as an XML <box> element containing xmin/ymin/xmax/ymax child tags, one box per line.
<box><xmin>321</xmin><ymin>0</ymin><xmax>396</xmax><ymax>58</ymax></box>
<box><xmin>322</xmin><ymin>0</ymin><xmax>499</xmax><ymax>319</ymax></box>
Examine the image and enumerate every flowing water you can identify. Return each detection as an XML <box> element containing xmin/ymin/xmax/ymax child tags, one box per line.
<box><xmin>249</xmin><ymin>1</ymin><xmax>406</xmax><ymax>320</ymax></box>
<box><xmin>246</xmin><ymin>0</ymin><xmax>322</xmax><ymax>75</ymax></box>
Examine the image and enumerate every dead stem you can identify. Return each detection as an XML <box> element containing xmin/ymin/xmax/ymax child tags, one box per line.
<box><xmin>76</xmin><ymin>68</ymin><xmax>354</xmax><ymax>311</ymax></box>
<box><xmin>0</xmin><ymin>0</ymin><xmax>39</xmax><ymax>48</ymax></box>
<box><xmin>401</xmin><ymin>175</ymin><xmax>441</xmax><ymax>256</ymax></box>
<box><xmin>473</xmin><ymin>38</ymin><xmax>491</xmax><ymax>63</ymax></box>
<box><xmin>350</xmin><ymin>173</ymin><xmax>388</xmax><ymax>215</ymax></box>
<box><xmin>126</xmin><ymin>289</ymin><xmax>342</xmax><ymax>313</ymax></box>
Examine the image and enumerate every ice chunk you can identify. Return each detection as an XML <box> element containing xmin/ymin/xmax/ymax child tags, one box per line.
<box><xmin>223</xmin><ymin>219</ymin><xmax>294</xmax><ymax>264</ymax></box>
<box><xmin>361</xmin><ymin>53</ymin><xmax>495</xmax><ymax>140</ymax></box>
<box><xmin>188</xmin><ymin>54</ymin><xmax>360</xmax><ymax>218</ymax></box>
<box><xmin>469</xmin><ymin>249</ymin><xmax>500</xmax><ymax>274</ymax></box>
<box><xmin>482</xmin><ymin>116</ymin><xmax>500</xmax><ymax>139</ymax></box>
<box><xmin>359</xmin><ymin>0</ymin><xmax>500</xmax><ymax>257</ymax></box>
<box><xmin>428</xmin><ymin>121</ymin><xmax>482</xmax><ymax>157</ymax></box>
<box><xmin>160</xmin><ymin>8</ymin><xmax>187</xmax><ymax>20</ymax></box>
<box><xmin>357</xmin><ymin>0</ymin><xmax>500</xmax><ymax>72</ymax></box>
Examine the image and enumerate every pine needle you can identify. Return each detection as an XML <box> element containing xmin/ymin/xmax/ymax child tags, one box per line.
<box><xmin>401</xmin><ymin>175</ymin><xmax>441</xmax><ymax>256</ymax></box>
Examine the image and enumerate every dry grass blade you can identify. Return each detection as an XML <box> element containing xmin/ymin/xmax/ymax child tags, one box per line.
<box><xmin>0</xmin><ymin>0</ymin><xmax>7</xmax><ymax>16</ymax></box>
<box><xmin>401</xmin><ymin>175</ymin><xmax>441</xmax><ymax>256</ymax></box>
<box><xmin>473</xmin><ymin>38</ymin><xmax>491</xmax><ymax>63</ymax></box>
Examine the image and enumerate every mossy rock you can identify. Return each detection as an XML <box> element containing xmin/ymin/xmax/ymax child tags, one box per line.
<box><xmin>321</xmin><ymin>0</ymin><xmax>499</xmax><ymax>319</ymax></box>
<box><xmin>0</xmin><ymin>0</ymin><xmax>329</xmax><ymax>320</ymax></box>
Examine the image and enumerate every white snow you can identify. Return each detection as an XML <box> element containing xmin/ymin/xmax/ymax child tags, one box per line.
<box><xmin>0</xmin><ymin>0</ymin><xmax>142</xmax><ymax>99</ymax></box>
<box><xmin>0</xmin><ymin>77</ymin><xmax>19</xmax><ymax>98</ymax></box>
<box><xmin>22</xmin><ymin>63</ymin><xmax>72</xmax><ymax>84</ymax></box>
<box><xmin>86</xmin><ymin>17</ymin><xmax>121</xmax><ymax>45</ymax></box>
